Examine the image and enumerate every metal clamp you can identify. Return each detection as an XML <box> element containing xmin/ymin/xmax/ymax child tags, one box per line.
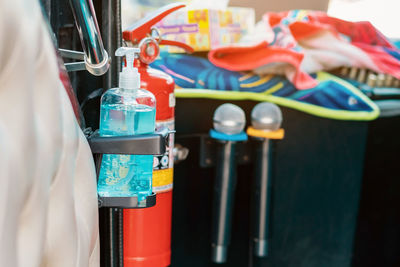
<box><xmin>60</xmin><ymin>48</ymin><xmax>110</xmax><ymax>74</ymax></box>
<box><xmin>68</xmin><ymin>0</ymin><xmax>110</xmax><ymax>76</ymax></box>
<box><xmin>87</xmin><ymin>128</ymin><xmax>169</xmax><ymax>156</ymax></box>
<box><xmin>200</xmin><ymin>135</ymin><xmax>252</xmax><ymax>168</ymax></box>
<box><xmin>98</xmin><ymin>193</ymin><xmax>157</xmax><ymax>209</ymax></box>
<box><xmin>87</xmin><ymin>128</ymin><xmax>170</xmax><ymax>209</ymax></box>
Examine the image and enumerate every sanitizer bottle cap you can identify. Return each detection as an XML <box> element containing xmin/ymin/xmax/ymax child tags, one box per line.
<box><xmin>115</xmin><ymin>47</ymin><xmax>141</xmax><ymax>89</ymax></box>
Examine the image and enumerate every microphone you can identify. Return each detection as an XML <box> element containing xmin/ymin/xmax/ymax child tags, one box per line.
<box><xmin>210</xmin><ymin>103</ymin><xmax>247</xmax><ymax>263</ymax></box>
<box><xmin>213</xmin><ymin>103</ymin><xmax>246</xmax><ymax>135</ymax></box>
<box><xmin>251</xmin><ymin>102</ymin><xmax>282</xmax><ymax>132</ymax></box>
<box><xmin>248</xmin><ymin>102</ymin><xmax>284</xmax><ymax>258</ymax></box>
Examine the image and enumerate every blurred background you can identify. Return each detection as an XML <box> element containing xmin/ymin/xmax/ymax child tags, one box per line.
<box><xmin>122</xmin><ymin>0</ymin><xmax>400</xmax><ymax>39</ymax></box>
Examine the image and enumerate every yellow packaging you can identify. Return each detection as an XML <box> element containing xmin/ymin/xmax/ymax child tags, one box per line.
<box><xmin>156</xmin><ymin>7</ymin><xmax>255</xmax><ymax>52</ymax></box>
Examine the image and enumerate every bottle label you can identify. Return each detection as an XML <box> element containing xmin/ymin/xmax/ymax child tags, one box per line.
<box><xmin>153</xmin><ymin>119</ymin><xmax>174</xmax><ymax>193</ymax></box>
<box><xmin>169</xmin><ymin>93</ymin><xmax>176</xmax><ymax>108</ymax></box>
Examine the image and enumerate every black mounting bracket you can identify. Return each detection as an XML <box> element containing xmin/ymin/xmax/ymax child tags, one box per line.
<box><xmin>87</xmin><ymin>127</ymin><xmax>169</xmax><ymax>155</ymax></box>
<box><xmin>98</xmin><ymin>193</ymin><xmax>157</xmax><ymax>209</ymax></box>
<box><xmin>86</xmin><ymin>128</ymin><xmax>170</xmax><ymax>209</ymax></box>
<box><xmin>199</xmin><ymin>135</ymin><xmax>253</xmax><ymax>168</ymax></box>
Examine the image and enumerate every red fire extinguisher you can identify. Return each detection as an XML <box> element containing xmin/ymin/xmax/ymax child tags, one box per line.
<box><xmin>122</xmin><ymin>4</ymin><xmax>193</xmax><ymax>267</ymax></box>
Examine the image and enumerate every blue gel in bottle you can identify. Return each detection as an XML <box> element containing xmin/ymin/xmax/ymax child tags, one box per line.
<box><xmin>97</xmin><ymin>47</ymin><xmax>156</xmax><ymax>202</ymax></box>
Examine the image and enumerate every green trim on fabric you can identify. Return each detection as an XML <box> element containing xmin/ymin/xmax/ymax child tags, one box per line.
<box><xmin>175</xmin><ymin>72</ymin><xmax>380</xmax><ymax>121</ymax></box>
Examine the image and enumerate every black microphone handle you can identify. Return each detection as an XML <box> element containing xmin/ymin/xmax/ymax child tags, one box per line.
<box><xmin>253</xmin><ymin>138</ymin><xmax>272</xmax><ymax>257</ymax></box>
<box><xmin>211</xmin><ymin>140</ymin><xmax>238</xmax><ymax>263</ymax></box>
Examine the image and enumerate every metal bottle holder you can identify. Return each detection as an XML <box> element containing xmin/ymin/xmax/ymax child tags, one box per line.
<box><xmin>86</xmin><ymin>127</ymin><xmax>171</xmax><ymax>209</ymax></box>
<box><xmin>60</xmin><ymin>0</ymin><xmax>111</xmax><ymax>76</ymax></box>
<box><xmin>83</xmin><ymin>128</ymin><xmax>171</xmax><ymax>267</ymax></box>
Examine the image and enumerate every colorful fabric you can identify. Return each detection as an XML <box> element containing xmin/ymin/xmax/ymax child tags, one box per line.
<box><xmin>394</xmin><ymin>40</ymin><xmax>400</xmax><ymax>49</ymax></box>
<box><xmin>152</xmin><ymin>53</ymin><xmax>379</xmax><ymax>121</ymax></box>
<box><xmin>208</xmin><ymin>10</ymin><xmax>400</xmax><ymax>90</ymax></box>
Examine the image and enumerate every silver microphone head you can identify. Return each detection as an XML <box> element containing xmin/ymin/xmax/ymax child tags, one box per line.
<box><xmin>213</xmin><ymin>103</ymin><xmax>246</xmax><ymax>135</ymax></box>
<box><xmin>251</xmin><ymin>102</ymin><xmax>282</xmax><ymax>131</ymax></box>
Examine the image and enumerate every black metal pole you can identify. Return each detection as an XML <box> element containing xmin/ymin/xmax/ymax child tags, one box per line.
<box><xmin>100</xmin><ymin>1</ymin><xmax>122</xmax><ymax>266</ymax></box>
<box><xmin>252</xmin><ymin>138</ymin><xmax>272</xmax><ymax>257</ymax></box>
<box><xmin>102</xmin><ymin>0</ymin><xmax>121</xmax><ymax>90</ymax></box>
<box><xmin>211</xmin><ymin>141</ymin><xmax>238</xmax><ymax>263</ymax></box>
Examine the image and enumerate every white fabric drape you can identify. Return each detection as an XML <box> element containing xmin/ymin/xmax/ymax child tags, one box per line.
<box><xmin>0</xmin><ymin>0</ymin><xmax>100</xmax><ymax>266</ymax></box>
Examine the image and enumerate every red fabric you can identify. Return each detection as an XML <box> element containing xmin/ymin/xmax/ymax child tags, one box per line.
<box><xmin>208</xmin><ymin>10</ymin><xmax>400</xmax><ymax>89</ymax></box>
<box><xmin>208</xmin><ymin>42</ymin><xmax>318</xmax><ymax>89</ymax></box>
<box><xmin>209</xmin><ymin>42</ymin><xmax>301</xmax><ymax>71</ymax></box>
<box><xmin>267</xmin><ymin>11</ymin><xmax>289</xmax><ymax>27</ymax></box>
<box><xmin>354</xmin><ymin>42</ymin><xmax>400</xmax><ymax>78</ymax></box>
<box><xmin>289</xmin><ymin>21</ymin><xmax>336</xmax><ymax>41</ymax></box>
<box><xmin>308</xmin><ymin>14</ymin><xmax>394</xmax><ymax>48</ymax></box>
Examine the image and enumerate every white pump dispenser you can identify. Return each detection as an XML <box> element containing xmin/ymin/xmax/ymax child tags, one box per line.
<box><xmin>115</xmin><ymin>47</ymin><xmax>141</xmax><ymax>89</ymax></box>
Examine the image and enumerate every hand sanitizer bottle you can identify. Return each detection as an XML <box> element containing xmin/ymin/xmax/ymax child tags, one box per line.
<box><xmin>97</xmin><ymin>47</ymin><xmax>156</xmax><ymax>201</ymax></box>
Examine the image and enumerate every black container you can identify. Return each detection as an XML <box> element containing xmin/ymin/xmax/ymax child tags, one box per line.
<box><xmin>171</xmin><ymin>98</ymin><xmax>368</xmax><ymax>267</ymax></box>
<box><xmin>353</xmin><ymin>114</ymin><xmax>400</xmax><ymax>267</ymax></box>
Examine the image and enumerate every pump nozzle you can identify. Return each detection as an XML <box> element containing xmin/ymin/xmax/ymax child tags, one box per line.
<box><xmin>115</xmin><ymin>47</ymin><xmax>141</xmax><ymax>89</ymax></box>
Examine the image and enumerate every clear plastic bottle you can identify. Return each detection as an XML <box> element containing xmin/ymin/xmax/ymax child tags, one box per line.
<box><xmin>97</xmin><ymin>47</ymin><xmax>156</xmax><ymax>201</ymax></box>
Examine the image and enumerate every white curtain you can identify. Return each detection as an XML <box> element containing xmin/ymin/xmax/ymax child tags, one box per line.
<box><xmin>0</xmin><ymin>0</ymin><xmax>99</xmax><ymax>266</ymax></box>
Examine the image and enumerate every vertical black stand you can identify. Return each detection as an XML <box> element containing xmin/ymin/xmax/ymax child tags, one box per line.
<box><xmin>102</xmin><ymin>0</ymin><xmax>121</xmax><ymax>90</ymax></box>
<box><xmin>99</xmin><ymin>208</ymin><xmax>123</xmax><ymax>267</ymax></box>
<box><xmin>100</xmin><ymin>1</ymin><xmax>122</xmax><ymax>265</ymax></box>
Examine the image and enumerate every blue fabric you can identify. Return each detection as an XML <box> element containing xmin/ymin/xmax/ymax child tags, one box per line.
<box><xmin>151</xmin><ymin>53</ymin><xmax>378</xmax><ymax>119</ymax></box>
<box><xmin>384</xmin><ymin>47</ymin><xmax>400</xmax><ymax>61</ymax></box>
<box><xmin>393</xmin><ymin>40</ymin><xmax>400</xmax><ymax>49</ymax></box>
